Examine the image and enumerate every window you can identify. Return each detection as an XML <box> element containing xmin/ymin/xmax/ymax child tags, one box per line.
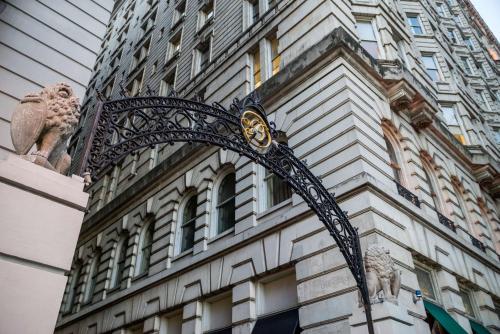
<box><xmin>194</xmin><ymin>39</ymin><xmax>211</xmax><ymax>75</ymax></box>
<box><xmin>168</xmin><ymin>31</ymin><xmax>182</xmax><ymax>60</ymax></box>
<box><xmin>159</xmin><ymin>312</ymin><xmax>182</xmax><ymax>334</ymax></box>
<box><xmin>422</xmin><ymin>54</ymin><xmax>441</xmax><ymax>81</ymax></box>
<box><xmin>447</xmin><ymin>29</ymin><xmax>458</xmax><ymax>44</ymax></box>
<box><xmin>66</xmin><ymin>263</ymin><xmax>82</xmax><ymax>312</ymax></box>
<box><xmin>480</xmin><ymin>63</ymin><xmax>489</xmax><ymax>78</ymax></box>
<box><xmin>135</xmin><ymin>220</ymin><xmax>155</xmax><ymax>276</ymax></box>
<box><xmin>269</xmin><ymin>34</ymin><xmax>280</xmax><ymax>76</ymax></box>
<box><xmin>356</xmin><ymin>20</ymin><xmax>380</xmax><ymax>58</ymax></box>
<box><xmin>198</xmin><ymin>0</ymin><xmax>214</xmax><ymax>29</ymax></box>
<box><xmin>441</xmin><ymin>106</ymin><xmax>458</xmax><ymax>126</ymax></box>
<box><xmin>110</xmin><ymin>235</ymin><xmax>129</xmax><ymax>289</ymax></box>
<box><xmin>259</xmin><ymin>166</ymin><xmax>292</xmax><ymax>211</ymax></box>
<box><xmin>453</xmin><ymin>14</ymin><xmax>463</xmax><ymax>27</ymax></box>
<box><xmin>396</xmin><ymin>36</ymin><xmax>409</xmax><ymax>67</ymax></box>
<box><xmin>176</xmin><ymin>195</ymin><xmax>197</xmax><ymax>254</ymax></box>
<box><xmin>159</xmin><ymin>71</ymin><xmax>175</xmax><ymax>96</ymax></box>
<box><xmin>104</xmin><ymin>79</ymin><xmax>115</xmax><ymax>99</ymax></box>
<box><xmin>142</xmin><ymin>9</ymin><xmax>157</xmax><ymax>33</ymax></box>
<box><xmin>464</xmin><ymin>37</ymin><xmax>475</xmax><ymax>50</ymax></box>
<box><xmin>203</xmin><ymin>294</ymin><xmax>232</xmax><ymax>332</ymax></box>
<box><xmin>214</xmin><ymin>171</ymin><xmax>236</xmax><ymax>235</ymax></box>
<box><xmin>384</xmin><ymin>136</ymin><xmax>402</xmax><ymax>183</ymax></box>
<box><xmin>436</xmin><ymin>3</ymin><xmax>446</xmax><ymax>16</ymax></box>
<box><xmin>461</xmin><ymin>57</ymin><xmax>475</xmax><ymax>76</ymax></box>
<box><xmin>83</xmin><ymin>252</ymin><xmax>101</xmax><ymax>304</ymax></box>
<box><xmin>254</xmin><ymin>272</ymin><xmax>301</xmax><ymax>333</ymax></box>
<box><xmin>253</xmin><ymin>47</ymin><xmax>261</xmax><ymax>89</ymax></box>
<box><xmin>459</xmin><ymin>289</ymin><xmax>475</xmax><ymax>317</ymax></box>
<box><xmin>251</xmin><ymin>0</ymin><xmax>259</xmax><ymax>23</ymax></box>
<box><xmin>407</xmin><ymin>14</ymin><xmax>424</xmax><ymax>35</ymax></box>
<box><xmin>173</xmin><ymin>1</ymin><xmax>186</xmax><ymax>25</ymax></box>
<box><xmin>415</xmin><ymin>266</ymin><xmax>437</xmax><ymax>300</ymax></box>
<box><xmin>476</xmin><ymin>90</ymin><xmax>492</xmax><ymax>111</ymax></box>
<box><xmin>126</xmin><ymin>70</ymin><xmax>145</xmax><ymax>96</ymax></box>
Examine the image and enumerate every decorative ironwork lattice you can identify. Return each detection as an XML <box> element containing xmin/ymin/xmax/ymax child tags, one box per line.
<box><xmin>82</xmin><ymin>93</ymin><xmax>374</xmax><ymax>332</ymax></box>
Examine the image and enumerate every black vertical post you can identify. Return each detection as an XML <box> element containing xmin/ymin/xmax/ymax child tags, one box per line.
<box><xmin>77</xmin><ymin>99</ymin><xmax>104</xmax><ymax>176</ymax></box>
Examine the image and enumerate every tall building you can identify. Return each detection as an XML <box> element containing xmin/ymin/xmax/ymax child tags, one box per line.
<box><xmin>57</xmin><ymin>0</ymin><xmax>500</xmax><ymax>333</ymax></box>
<box><xmin>0</xmin><ymin>0</ymin><xmax>114</xmax><ymax>152</ymax></box>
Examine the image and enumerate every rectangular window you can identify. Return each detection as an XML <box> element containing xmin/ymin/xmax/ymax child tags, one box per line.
<box><xmin>203</xmin><ymin>295</ymin><xmax>232</xmax><ymax>332</ymax></box>
<box><xmin>127</xmin><ymin>70</ymin><xmax>144</xmax><ymax>96</ymax></box>
<box><xmin>476</xmin><ymin>90</ymin><xmax>492</xmax><ymax>111</ymax></box>
<box><xmin>356</xmin><ymin>20</ymin><xmax>380</xmax><ymax>58</ymax></box>
<box><xmin>407</xmin><ymin>14</ymin><xmax>424</xmax><ymax>35</ymax></box>
<box><xmin>436</xmin><ymin>3</ymin><xmax>446</xmax><ymax>16</ymax></box>
<box><xmin>459</xmin><ymin>289</ymin><xmax>475</xmax><ymax>317</ymax></box>
<box><xmin>173</xmin><ymin>1</ymin><xmax>186</xmax><ymax>25</ymax></box>
<box><xmin>422</xmin><ymin>54</ymin><xmax>441</xmax><ymax>81</ymax></box>
<box><xmin>464</xmin><ymin>37</ymin><xmax>475</xmax><ymax>50</ymax></box>
<box><xmin>441</xmin><ymin>105</ymin><xmax>465</xmax><ymax>144</ymax></box>
<box><xmin>264</xmin><ymin>169</ymin><xmax>292</xmax><ymax>209</ymax></box>
<box><xmin>159</xmin><ymin>71</ymin><xmax>175</xmax><ymax>96</ymax></box>
<box><xmin>442</xmin><ymin>106</ymin><xmax>459</xmax><ymax>126</ymax></box>
<box><xmin>415</xmin><ymin>266</ymin><xmax>437</xmax><ymax>300</ymax></box>
<box><xmin>104</xmin><ymin>79</ymin><xmax>115</xmax><ymax>99</ymax></box>
<box><xmin>447</xmin><ymin>29</ymin><xmax>458</xmax><ymax>44</ymax></box>
<box><xmin>194</xmin><ymin>39</ymin><xmax>211</xmax><ymax>75</ymax></box>
<box><xmin>253</xmin><ymin>47</ymin><xmax>261</xmax><ymax>89</ymax></box>
<box><xmin>251</xmin><ymin>0</ymin><xmax>259</xmax><ymax>22</ymax></box>
<box><xmin>269</xmin><ymin>34</ymin><xmax>280</xmax><ymax>76</ymax></box>
<box><xmin>198</xmin><ymin>0</ymin><xmax>214</xmax><ymax>30</ymax></box>
<box><xmin>168</xmin><ymin>31</ymin><xmax>182</xmax><ymax>60</ymax></box>
<box><xmin>461</xmin><ymin>57</ymin><xmax>475</xmax><ymax>76</ymax></box>
<box><xmin>453</xmin><ymin>14</ymin><xmax>463</xmax><ymax>26</ymax></box>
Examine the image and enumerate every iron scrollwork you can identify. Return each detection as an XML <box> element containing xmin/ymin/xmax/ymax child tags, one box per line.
<box><xmin>83</xmin><ymin>93</ymin><xmax>373</xmax><ymax>333</ymax></box>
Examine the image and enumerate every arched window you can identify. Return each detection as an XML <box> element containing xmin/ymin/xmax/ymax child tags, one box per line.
<box><xmin>66</xmin><ymin>263</ymin><xmax>82</xmax><ymax>313</ymax></box>
<box><xmin>384</xmin><ymin>136</ymin><xmax>402</xmax><ymax>183</ymax></box>
<box><xmin>423</xmin><ymin>167</ymin><xmax>442</xmax><ymax>212</ymax></box>
<box><xmin>135</xmin><ymin>220</ymin><xmax>155</xmax><ymax>276</ymax></box>
<box><xmin>175</xmin><ymin>195</ymin><xmax>197</xmax><ymax>254</ymax></box>
<box><xmin>83</xmin><ymin>251</ymin><xmax>101</xmax><ymax>304</ymax></box>
<box><xmin>451</xmin><ymin>181</ymin><xmax>475</xmax><ymax>234</ymax></box>
<box><xmin>258</xmin><ymin>166</ymin><xmax>292</xmax><ymax>211</ymax></box>
<box><xmin>110</xmin><ymin>234</ymin><xmax>129</xmax><ymax>289</ymax></box>
<box><xmin>213</xmin><ymin>171</ymin><xmax>236</xmax><ymax>235</ymax></box>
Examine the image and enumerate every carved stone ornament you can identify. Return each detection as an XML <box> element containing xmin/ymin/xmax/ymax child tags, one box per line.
<box><xmin>10</xmin><ymin>83</ymin><xmax>80</xmax><ymax>174</ymax></box>
<box><xmin>360</xmin><ymin>245</ymin><xmax>402</xmax><ymax>305</ymax></box>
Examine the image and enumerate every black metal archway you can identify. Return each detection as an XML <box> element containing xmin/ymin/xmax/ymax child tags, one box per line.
<box><xmin>81</xmin><ymin>92</ymin><xmax>374</xmax><ymax>333</ymax></box>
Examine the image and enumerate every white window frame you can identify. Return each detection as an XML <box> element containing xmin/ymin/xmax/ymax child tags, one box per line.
<box><xmin>134</xmin><ymin>220</ymin><xmax>154</xmax><ymax>277</ymax></box>
<box><xmin>210</xmin><ymin>168</ymin><xmax>235</xmax><ymax>238</ymax></box>
<box><xmin>174</xmin><ymin>192</ymin><xmax>198</xmax><ymax>256</ymax></box>
<box><xmin>407</xmin><ymin>14</ymin><xmax>424</xmax><ymax>35</ymax></box>
<box><xmin>421</xmin><ymin>53</ymin><xmax>443</xmax><ymax>81</ymax></box>
<box><xmin>414</xmin><ymin>264</ymin><xmax>440</xmax><ymax>302</ymax></box>
<box><xmin>356</xmin><ymin>18</ymin><xmax>384</xmax><ymax>59</ymax></box>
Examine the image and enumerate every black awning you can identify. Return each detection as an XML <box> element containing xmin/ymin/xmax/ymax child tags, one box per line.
<box><xmin>252</xmin><ymin>308</ymin><xmax>300</xmax><ymax>334</ymax></box>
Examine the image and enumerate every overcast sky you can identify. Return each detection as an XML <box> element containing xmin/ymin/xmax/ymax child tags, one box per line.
<box><xmin>471</xmin><ymin>0</ymin><xmax>500</xmax><ymax>40</ymax></box>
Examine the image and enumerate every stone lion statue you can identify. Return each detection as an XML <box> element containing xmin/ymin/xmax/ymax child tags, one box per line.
<box><xmin>362</xmin><ymin>244</ymin><xmax>401</xmax><ymax>305</ymax></box>
<box><xmin>10</xmin><ymin>83</ymin><xmax>80</xmax><ymax>175</ymax></box>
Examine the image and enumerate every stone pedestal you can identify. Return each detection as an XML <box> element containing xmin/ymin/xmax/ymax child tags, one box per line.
<box><xmin>0</xmin><ymin>152</ymin><xmax>88</xmax><ymax>334</ymax></box>
<box><xmin>349</xmin><ymin>302</ymin><xmax>415</xmax><ymax>334</ymax></box>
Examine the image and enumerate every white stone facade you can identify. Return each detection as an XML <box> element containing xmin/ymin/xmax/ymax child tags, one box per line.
<box><xmin>57</xmin><ymin>0</ymin><xmax>500</xmax><ymax>333</ymax></box>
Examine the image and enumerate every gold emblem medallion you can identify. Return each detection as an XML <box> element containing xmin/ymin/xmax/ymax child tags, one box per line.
<box><xmin>240</xmin><ymin>109</ymin><xmax>271</xmax><ymax>154</ymax></box>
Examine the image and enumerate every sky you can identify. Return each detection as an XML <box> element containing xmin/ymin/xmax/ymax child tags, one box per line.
<box><xmin>470</xmin><ymin>0</ymin><xmax>500</xmax><ymax>41</ymax></box>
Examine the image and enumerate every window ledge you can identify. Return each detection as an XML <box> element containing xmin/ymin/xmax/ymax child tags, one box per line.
<box><xmin>131</xmin><ymin>271</ymin><xmax>148</xmax><ymax>282</ymax></box>
<box><xmin>256</xmin><ymin>198</ymin><xmax>292</xmax><ymax>220</ymax></box>
<box><xmin>172</xmin><ymin>247</ymin><xmax>193</xmax><ymax>261</ymax></box>
<box><xmin>208</xmin><ymin>227</ymin><xmax>234</xmax><ymax>244</ymax></box>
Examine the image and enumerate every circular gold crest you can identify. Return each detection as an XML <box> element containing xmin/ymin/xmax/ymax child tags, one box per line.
<box><xmin>241</xmin><ymin>109</ymin><xmax>271</xmax><ymax>153</ymax></box>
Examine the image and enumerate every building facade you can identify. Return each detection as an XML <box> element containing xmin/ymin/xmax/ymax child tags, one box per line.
<box><xmin>56</xmin><ymin>0</ymin><xmax>500</xmax><ymax>333</ymax></box>
<box><xmin>0</xmin><ymin>0</ymin><xmax>114</xmax><ymax>152</ymax></box>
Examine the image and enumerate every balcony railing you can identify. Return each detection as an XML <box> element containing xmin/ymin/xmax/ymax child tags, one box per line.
<box><xmin>437</xmin><ymin>212</ymin><xmax>456</xmax><ymax>232</ymax></box>
<box><xmin>395</xmin><ymin>181</ymin><xmax>421</xmax><ymax>208</ymax></box>
<box><xmin>470</xmin><ymin>235</ymin><xmax>486</xmax><ymax>253</ymax></box>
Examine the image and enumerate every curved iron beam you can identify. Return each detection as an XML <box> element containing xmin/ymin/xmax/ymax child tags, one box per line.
<box><xmin>83</xmin><ymin>93</ymin><xmax>373</xmax><ymax>333</ymax></box>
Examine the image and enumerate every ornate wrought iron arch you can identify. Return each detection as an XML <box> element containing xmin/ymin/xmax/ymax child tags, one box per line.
<box><xmin>82</xmin><ymin>93</ymin><xmax>374</xmax><ymax>333</ymax></box>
